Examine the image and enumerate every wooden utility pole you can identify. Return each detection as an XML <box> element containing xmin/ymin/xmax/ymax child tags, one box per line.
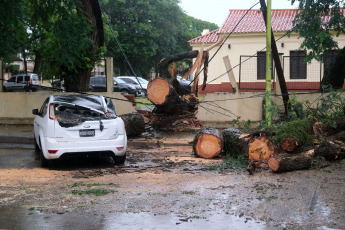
<box><xmin>265</xmin><ymin>0</ymin><xmax>272</xmax><ymax>127</ymax></box>
<box><xmin>260</xmin><ymin>0</ymin><xmax>290</xmax><ymax>116</ymax></box>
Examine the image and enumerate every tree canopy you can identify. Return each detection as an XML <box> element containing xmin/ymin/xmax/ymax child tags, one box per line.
<box><xmin>292</xmin><ymin>0</ymin><xmax>345</xmax><ymax>62</ymax></box>
<box><xmin>100</xmin><ymin>0</ymin><xmax>218</xmax><ymax>77</ymax></box>
<box><xmin>1</xmin><ymin>0</ymin><xmax>218</xmax><ymax>89</ymax></box>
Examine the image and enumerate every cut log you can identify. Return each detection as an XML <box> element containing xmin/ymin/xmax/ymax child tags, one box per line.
<box><xmin>268</xmin><ymin>153</ymin><xmax>312</xmax><ymax>172</ymax></box>
<box><xmin>120</xmin><ymin>113</ymin><xmax>145</xmax><ymax>137</ymax></box>
<box><xmin>314</xmin><ymin>140</ymin><xmax>345</xmax><ymax>160</ymax></box>
<box><xmin>248</xmin><ymin>136</ymin><xmax>275</xmax><ymax>163</ymax></box>
<box><xmin>193</xmin><ymin>128</ymin><xmax>223</xmax><ymax>159</ymax></box>
<box><xmin>147</xmin><ymin>77</ymin><xmax>197</xmax><ymax>115</ymax></box>
<box><xmin>280</xmin><ymin>137</ymin><xmax>298</xmax><ymax>152</ymax></box>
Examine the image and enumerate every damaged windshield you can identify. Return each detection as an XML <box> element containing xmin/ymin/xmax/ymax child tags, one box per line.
<box><xmin>53</xmin><ymin>95</ymin><xmax>117</xmax><ymax>128</ymax></box>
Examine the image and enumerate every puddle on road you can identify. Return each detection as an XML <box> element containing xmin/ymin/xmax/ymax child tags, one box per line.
<box><xmin>0</xmin><ymin>206</ymin><xmax>266</xmax><ymax>230</ymax></box>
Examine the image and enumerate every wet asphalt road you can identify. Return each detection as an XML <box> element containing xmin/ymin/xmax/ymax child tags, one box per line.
<box><xmin>1</xmin><ymin>140</ymin><xmax>345</xmax><ymax>230</ymax></box>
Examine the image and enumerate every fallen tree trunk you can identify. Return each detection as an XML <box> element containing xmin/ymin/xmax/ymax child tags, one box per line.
<box><xmin>147</xmin><ymin>77</ymin><xmax>198</xmax><ymax>115</ymax></box>
<box><xmin>314</xmin><ymin>140</ymin><xmax>345</xmax><ymax>160</ymax></box>
<box><xmin>280</xmin><ymin>137</ymin><xmax>298</xmax><ymax>152</ymax></box>
<box><xmin>193</xmin><ymin>128</ymin><xmax>223</xmax><ymax>159</ymax></box>
<box><xmin>120</xmin><ymin>113</ymin><xmax>145</xmax><ymax>137</ymax></box>
<box><xmin>268</xmin><ymin>153</ymin><xmax>312</xmax><ymax>172</ymax></box>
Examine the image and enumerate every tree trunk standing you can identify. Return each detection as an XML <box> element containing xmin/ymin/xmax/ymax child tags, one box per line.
<box><xmin>33</xmin><ymin>50</ymin><xmax>42</xmax><ymax>79</ymax></box>
<box><xmin>193</xmin><ymin>128</ymin><xmax>224</xmax><ymax>159</ymax></box>
<box><xmin>259</xmin><ymin>0</ymin><xmax>289</xmax><ymax>115</ymax></box>
<box><xmin>66</xmin><ymin>0</ymin><xmax>104</xmax><ymax>92</ymax></box>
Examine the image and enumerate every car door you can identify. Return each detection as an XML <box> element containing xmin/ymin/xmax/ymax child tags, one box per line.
<box><xmin>16</xmin><ymin>76</ymin><xmax>25</xmax><ymax>90</ymax></box>
<box><xmin>5</xmin><ymin>76</ymin><xmax>16</xmax><ymax>90</ymax></box>
<box><xmin>34</xmin><ymin>98</ymin><xmax>50</xmax><ymax>145</ymax></box>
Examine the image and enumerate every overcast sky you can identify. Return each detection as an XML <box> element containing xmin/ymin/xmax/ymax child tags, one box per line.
<box><xmin>179</xmin><ymin>0</ymin><xmax>299</xmax><ymax>26</ymax></box>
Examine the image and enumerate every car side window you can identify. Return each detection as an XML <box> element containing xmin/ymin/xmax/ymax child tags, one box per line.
<box><xmin>17</xmin><ymin>76</ymin><xmax>23</xmax><ymax>83</ymax></box>
<box><xmin>8</xmin><ymin>77</ymin><xmax>16</xmax><ymax>82</ymax></box>
<box><xmin>25</xmin><ymin>76</ymin><xmax>30</xmax><ymax>82</ymax></box>
<box><xmin>39</xmin><ymin>98</ymin><xmax>49</xmax><ymax>117</ymax></box>
<box><xmin>122</xmin><ymin>78</ymin><xmax>137</xmax><ymax>84</ymax></box>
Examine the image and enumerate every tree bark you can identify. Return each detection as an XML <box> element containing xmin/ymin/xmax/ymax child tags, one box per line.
<box><xmin>159</xmin><ymin>50</ymin><xmax>199</xmax><ymax>78</ymax></box>
<box><xmin>66</xmin><ymin>0</ymin><xmax>104</xmax><ymax>92</ymax></box>
<box><xmin>259</xmin><ymin>0</ymin><xmax>289</xmax><ymax>115</ymax></box>
<box><xmin>268</xmin><ymin>153</ymin><xmax>312</xmax><ymax>172</ymax></box>
<box><xmin>193</xmin><ymin>128</ymin><xmax>224</xmax><ymax>159</ymax></box>
<box><xmin>314</xmin><ymin>140</ymin><xmax>345</xmax><ymax>160</ymax></box>
<box><xmin>120</xmin><ymin>113</ymin><xmax>145</xmax><ymax>137</ymax></box>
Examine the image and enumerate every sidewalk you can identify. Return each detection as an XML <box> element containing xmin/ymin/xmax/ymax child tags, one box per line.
<box><xmin>0</xmin><ymin>125</ymin><xmax>34</xmax><ymax>144</ymax></box>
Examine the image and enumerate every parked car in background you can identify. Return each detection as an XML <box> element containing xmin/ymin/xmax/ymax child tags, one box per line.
<box><xmin>113</xmin><ymin>77</ymin><xmax>144</xmax><ymax>96</ymax></box>
<box><xmin>89</xmin><ymin>75</ymin><xmax>108</xmax><ymax>92</ymax></box>
<box><xmin>116</xmin><ymin>76</ymin><xmax>148</xmax><ymax>94</ymax></box>
<box><xmin>89</xmin><ymin>75</ymin><xmax>144</xmax><ymax>96</ymax></box>
<box><xmin>32</xmin><ymin>94</ymin><xmax>127</xmax><ymax>167</ymax></box>
<box><xmin>176</xmin><ymin>75</ymin><xmax>192</xmax><ymax>92</ymax></box>
<box><xmin>3</xmin><ymin>73</ymin><xmax>39</xmax><ymax>92</ymax></box>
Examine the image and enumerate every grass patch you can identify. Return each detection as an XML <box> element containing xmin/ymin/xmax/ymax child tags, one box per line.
<box><xmin>20</xmin><ymin>185</ymin><xmax>37</xmax><ymax>190</ymax></box>
<box><xmin>135</xmin><ymin>97</ymin><xmax>153</xmax><ymax>108</ymax></box>
<box><xmin>209</xmin><ymin>154</ymin><xmax>248</xmax><ymax>171</ymax></box>
<box><xmin>182</xmin><ymin>191</ymin><xmax>196</xmax><ymax>195</ymax></box>
<box><xmin>71</xmin><ymin>188</ymin><xmax>116</xmax><ymax>196</ymax></box>
<box><xmin>69</xmin><ymin>182</ymin><xmax>120</xmax><ymax>188</ymax></box>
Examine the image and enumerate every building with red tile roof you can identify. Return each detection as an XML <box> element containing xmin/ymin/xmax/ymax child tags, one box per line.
<box><xmin>188</xmin><ymin>9</ymin><xmax>345</xmax><ymax>94</ymax></box>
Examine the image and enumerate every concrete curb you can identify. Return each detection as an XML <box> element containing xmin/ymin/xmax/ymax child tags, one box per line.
<box><xmin>0</xmin><ymin>135</ymin><xmax>33</xmax><ymax>144</ymax></box>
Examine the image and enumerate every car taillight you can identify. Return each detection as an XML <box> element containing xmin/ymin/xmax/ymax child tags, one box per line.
<box><xmin>49</xmin><ymin>103</ymin><xmax>55</xmax><ymax>120</ymax></box>
<box><xmin>30</xmin><ymin>78</ymin><xmax>33</xmax><ymax>85</ymax></box>
<box><xmin>116</xmin><ymin>147</ymin><xmax>124</xmax><ymax>151</ymax></box>
<box><xmin>48</xmin><ymin>150</ymin><xmax>58</xmax><ymax>154</ymax></box>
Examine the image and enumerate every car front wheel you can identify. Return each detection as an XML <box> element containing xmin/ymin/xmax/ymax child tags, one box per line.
<box><xmin>113</xmin><ymin>153</ymin><xmax>126</xmax><ymax>164</ymax></box>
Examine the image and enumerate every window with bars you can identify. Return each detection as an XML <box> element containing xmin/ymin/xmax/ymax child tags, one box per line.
<box><xmin>290</xmin><ymin>51</ymin><xmax>306</xmax><ymax>79</ymax></box>
<box><xmin>257</xmin><ymin>52</ymin><xmax>266</xmax><ymax>80</ymax></box>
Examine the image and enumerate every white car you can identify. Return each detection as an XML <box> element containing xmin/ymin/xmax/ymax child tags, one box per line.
<box><xmin>32</xmin><ymin>94</ymin><xmax>127</xmax><ymax>167</ymax></box>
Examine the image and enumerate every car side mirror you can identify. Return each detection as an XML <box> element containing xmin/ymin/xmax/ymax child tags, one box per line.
<box><xmin>32</xmin><ymin>109</ymin><xmax>39</xmax><ymax>115</ymax></box>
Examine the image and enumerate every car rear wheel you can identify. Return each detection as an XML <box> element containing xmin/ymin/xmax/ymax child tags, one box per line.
<box><xmin>34</xmin><ymin>137</ymin><xmax>40</xmax><ymax>152</ymax></box>
<box><xmin>39</xmin><ymin>142</ymin><xmax>49</xmax><ymax>168</ymax></box>
<box><xmin>113</xmin><ymin>153</ymin><xmax>126</xmax><ymax>164</ymax></box>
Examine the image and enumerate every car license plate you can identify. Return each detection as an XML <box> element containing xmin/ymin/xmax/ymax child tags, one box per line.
<box><xmin>79</xmin><ymin>129</ymin><xmax>95</xmax><ymax>137</ymax></box>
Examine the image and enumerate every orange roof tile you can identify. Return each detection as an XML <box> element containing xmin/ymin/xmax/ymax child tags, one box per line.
<box><xmin>189</xmin><ymin>9</ymin><xmax>298</xmax><ymax>44</ymax></box>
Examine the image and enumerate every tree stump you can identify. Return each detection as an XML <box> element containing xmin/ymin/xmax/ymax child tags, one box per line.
<box><xmin>193</xmin><ymin>128</ymin><xmax>223</xmax><ymax>159</ymax></box>
<box><xmin>268</xmin><ymin>153</ymin><xmax>312</xmax><ymax>172</ymax></box>
<box><xmin>120</xmin><ymin>113</ymin><xmax>145</xmax><ymax>137</ymax></box>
